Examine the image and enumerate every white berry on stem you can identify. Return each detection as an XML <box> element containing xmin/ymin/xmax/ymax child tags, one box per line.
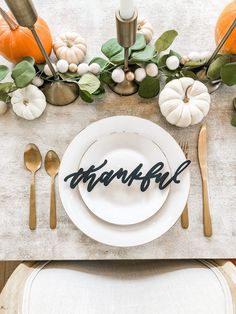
<box><xmin>56</xmin><ymin>59</ymin><xmax>69</xmax><ymax>73</ymax></box>
<box><xmin>44</xmin><ymin>64</ymin><xmax>57</xmax><ymax>76</ymax></box>
<box><xmin>126</xmin><ymin>71</ymin><xmax>135</xmax><ymax>82</ymax></box>
<box><xmin>32</xmin><ymin>76</ymin><xmax>44</xmax><ymax>87</ymax></box>
<box><xmin>180</xmin><ymin>55</ymin><xmax>190</xmax><ymax>65</ymax></box>
<box><xmin>89</xmin><ymin>63</ymin><xmax>101</xmax><ymax>75</ymax></box>
<box><xmin>134</xmin><ymin>68</ymin><xmax>146</xmax><ymax>82</ymax></box>
<box><xmin>69</xmin><ymin>63</ymin><xmax>78</xmax><ymax>73</ymax></box>
<box><xmin>166</xmin><ymin>56</ymin><xmax>180</xmax><ymax>70</ymax></box>
<box><xmin>112</xmin><ymin>68</ymin><xmax>125</xmax><ymax>83</ymax></box>
<box><xmin>77</xmin><ymin>63</ymin><xmax>89</xmax><ymax>76</ymax></box>
<box><xmin>145</xmin><ymin>63</ymin><xmax>158</xmax><ymax>77</ymax></box>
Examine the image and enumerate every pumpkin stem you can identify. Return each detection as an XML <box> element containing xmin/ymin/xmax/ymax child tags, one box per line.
<box><xmin>183</xmin><ymin>84</ymin><xmax>193</xmax><ymax>103</ymax></box>
<box><xmin>0</xmin><ymin>8</ymin><xmax>19</xmax><ymax>30</ymax></box>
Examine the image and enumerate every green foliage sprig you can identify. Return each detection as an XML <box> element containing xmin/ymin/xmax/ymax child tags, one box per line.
<box><xmin>1</xmin><ymin>28</ymin><xmax>236</xmax><ymax>127</ymax></box>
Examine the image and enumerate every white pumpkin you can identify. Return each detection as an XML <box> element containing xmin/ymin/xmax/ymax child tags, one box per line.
<box><xmin>53</xmin><ymin>32</ymin><xmax>87</xmax><ymax>64</ymax></box>
<box><xmin>159</xmin><ymin>78</ymin><xmax>211</xmax><ymax>127</ymax></box>
<box><xmin>137</xmin><ymin>17</ymin><xmax>154</xmax><ymax>43</ymax></box>
<box><xmin>11</xmin><ymin>85</ymin><xmax>47</xmax><ymax>120</ymax></box>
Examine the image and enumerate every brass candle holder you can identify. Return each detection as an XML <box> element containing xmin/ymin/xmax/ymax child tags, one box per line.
<box><xmin>4</xmin><ymin>0</ymin><xmax>79</xmax><ymax>106</ymax></box>
<box><xmin>110</xmin><ymin>9</ymin><xmax>138</xmax><ymax>96</ymax></box>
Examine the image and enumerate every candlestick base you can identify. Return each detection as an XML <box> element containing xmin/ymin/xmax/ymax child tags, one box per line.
<box><xmin>110</xmin><ymin>78</ymin><xmax>138</xmax><ymax>96</ymax></box>
<box><xmin>41</xmin><ymin>81</ymin><xmax>79</xmax><ymax>106</ymax></box>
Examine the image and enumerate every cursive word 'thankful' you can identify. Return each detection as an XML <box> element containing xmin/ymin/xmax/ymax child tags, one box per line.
<box><xmin>64</xmin><ymin>159</ymin><xmax>191</xmax><ymax>192</ymax></box>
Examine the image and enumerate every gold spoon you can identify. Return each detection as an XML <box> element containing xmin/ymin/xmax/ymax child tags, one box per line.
<box><xmin>24</xmin><ymin>144</ymin><xmax>42</xmax><ymax>230</ymax></box>
<box><xmin>44</xmin><ymin>150</ymin><xmax>60</xmax><ymax>229</ymax></box>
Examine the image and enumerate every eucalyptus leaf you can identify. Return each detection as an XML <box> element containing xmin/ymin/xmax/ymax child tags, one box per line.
<box><xmin>157</xmin><ymin>54</ymin><xmax>169</xmax><ymax>68</ymax></box>
<box><xmin>130</xmin><ymin>45</ymin><xmax>155</xmax><ymax>62</ymax></box>
<box><xmin>35</xmin><ymin>63</ymin><xmax>45</xmax><ymax>72</ymax></box>
<box><xmin>184</xmin><ymin>59</ymin><xmax>207</xmax><ymax>68</ymax></box>
<box><xmin>181</xmin><ymin>70</ymin><xmax>197</xmax><ymax>79</ymax></box>
<box><xmin>166</xmin><ymin>76</ymin><xmax>176</xmax><ymax>83</ymax></box>
<box><xmin>207</xmin><ymin>55</ymin><xmax>231</xmax><ymax>80</ymax></box>
<box><xmin>12</xmin><ymin>60</ymin><xmax>36</xmax><ymax>88</ymax></box>
<box><xmin>93</xmin><ymin>86</ymin><xmax>105</xmax><ymax>99</ymax></box>
<box><xmin>221</xmin><ymin>62</ymin><xmax>236</xmax><ymax>86</ymax></box>
<box><xmin>0</xmin><ymin>65</ymin><xmax>9</xmax><ymax>81</ymax></box>
<box><xmin>101</xmin><ymin>38</ymin><xmax>122</xmax><ymax>59</ymax></box>
<box><xmin>0</xmin><ymin>82</ymin><xmax>14</xmax><ymax>92</ymax></box>
<box><xmin>138</xmin><ymin>76</ymin><xmax>160</xmax><ymax>98</ymax></box>
<box><xmin>0</xmin><ymin>82</ymin><xmax>14</xmax><ymax>102</ymax></box>
<box><xmin>89</xmin><ymin>57</ymin><xmax>109</xmax><ymax>69</ymax></box>
<box><xmin>78</xmin><ymin>73</ymin><xmax>100</xmax><ymax>94</ymax></box>
<box><xmin>59</xmin><ymin>72</ymin><xmax>80</xmax><ymax>80</ymax></box>
<box><xmin>131</xmin><ymin>34</ymin><xmax>146</xmax><ymax>51</ymax></box>
<box><xmin>231</xmin><ymin>112</ymin><xmax>236</xmax><ymax>127</ymax></box>
<box><xmin>80</xmin><ymin>89</ymin><xmax>94</xmax><ymax>103</ymax></box>
<box><xmin>155</xmin><ymin>30</ymin><xmax>178</xmax><ymax>53</ymax></box>
<box><xmin>169</xmin><ymin>50</ymin><xmax>182</xmax><ymax>59</ymax></box>
<box><xmin>110</xmin><ymin>49</ymin><xmax>131</xmax><ymax>63</ymax></box>
<box><xmin>100</xmin><ymin>71</ymin><xmax>114</xmax><ymax>85</ymax></box>
<box><xmin>23</xmin><ymin>56</ymin><xmax>35</xmax><ymax>65</ymax></box>
<box><xmin>0</xmin><ymin>91</ymin><xmax>9</xmax><ymax>102</ymax></box>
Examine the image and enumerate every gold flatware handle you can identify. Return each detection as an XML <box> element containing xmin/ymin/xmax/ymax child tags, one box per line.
<box><xmin>50</xmin><ymin>177</ymin><xmax>56</xmax><ymax>229</ymax></box>
<box><xmin>202</xmin><ymin>179</ymin><xmax>212</xmax><ymax>237</ymax></box>
<box><xmin>29</xmin><ymin>173</ymin><xmax>36</xmax><ymax>230</ymax></box>
<box><xmin>181</xmin><ymin>203</ymin><xmax>189</xmax><ymax>229</ymax></box>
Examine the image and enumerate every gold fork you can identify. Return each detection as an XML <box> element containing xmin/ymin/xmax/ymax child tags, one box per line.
<box><xmin>179</xmin><ymin>141</ymin><xmax>189</xmax><ymax>229</ymax></box>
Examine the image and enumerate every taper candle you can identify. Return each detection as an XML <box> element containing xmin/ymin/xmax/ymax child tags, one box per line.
<box><xmin>120</xmin><ymin>0</ymin><xmax>134</xmax><ymax>20</ymax></box>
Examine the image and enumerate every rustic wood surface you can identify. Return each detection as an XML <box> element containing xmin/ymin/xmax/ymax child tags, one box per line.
<box><xmin>0</xmin><ymin>0</ymin><xmax>235</xmax><ymax>260</ymax></box>
<box><xmin>0</xmin><ymin>262</ymin><xmax>21</xmax><ymax>292</ymax></box>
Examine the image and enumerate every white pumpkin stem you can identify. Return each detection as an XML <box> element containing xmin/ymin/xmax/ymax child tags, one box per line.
<box><xmin>183</xmin><ymin>84</ymin><xmax>193</xmax><ymax>103</ymax></box>
<box><xmin>0</xmin><ymin>7</ymin><xmax>19</xmax><ymax>31</ymax></box>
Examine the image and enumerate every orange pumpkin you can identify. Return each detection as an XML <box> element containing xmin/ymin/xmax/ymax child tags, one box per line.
<box><xmin>215</xmin><ymin>1</ymin><xmax>236</xmax><ymax>54</ymax></box>
<box><xmin>0</xmin><ymin>10</ymin><xmax>52</xmax><ymax>64</ymax></box>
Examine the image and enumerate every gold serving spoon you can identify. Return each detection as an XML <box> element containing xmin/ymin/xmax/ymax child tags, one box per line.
<box><xmin>24</xmin><ymin>144</ymin><xmax>42</xmax><ymax>230</ymax></box>
<box><xmin>45</xmin><ymin>150</ymin><xmax>60</xmax><ymax>229</ymax></box>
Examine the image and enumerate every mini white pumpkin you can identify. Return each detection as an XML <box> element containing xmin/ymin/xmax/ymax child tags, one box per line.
<box><xmin>137</xmin><ymin>17</ymin><xmax>154</xmax><ymax>43</ymax></box>
<box><xmin>53</xmin><ymin>32</ymin><xmax>87</xmax><ymax>64</ymax></box>
<box><xmin>159</xmin><ymin>78</ymin><xmax>211</xmax><ymax>127</ymax></box>
<box><xmin>11</xmin><ymin>85</ymin><xmax>47</xmax><ymax>120</ymax></box>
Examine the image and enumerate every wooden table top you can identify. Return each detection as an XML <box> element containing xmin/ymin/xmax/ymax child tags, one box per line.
<box><xmin>0</xmin><ymin>0</ymin><xmax>235</xmax><ymax>260</ymax></box>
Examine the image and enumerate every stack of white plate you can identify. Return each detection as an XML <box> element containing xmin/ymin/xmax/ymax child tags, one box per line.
<box><xmin>59</xmin><ymin>116</ymin><xmax>190</xmax><ymax>246</ymax></box>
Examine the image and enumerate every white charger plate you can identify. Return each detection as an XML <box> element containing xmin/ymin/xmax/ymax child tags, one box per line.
<box><xmin>59</xmin><ymin>116</ymin><xmax>190</xmax><ymax>247</ymax></box>
<box><xmin>78</xmin><ymin>132</ymin><xmax>170</xmax><ymax>225</ymax></box>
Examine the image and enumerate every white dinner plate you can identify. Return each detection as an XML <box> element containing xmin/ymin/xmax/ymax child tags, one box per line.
<box><xmin>78</xmin><ymin>132</ymin><xmax>170</xmax><ymax>225</ymax></box>
<box><xmin>59</xmin><ymin>116</ymin><xmax>190</xmax><ymax>247</ymax></box>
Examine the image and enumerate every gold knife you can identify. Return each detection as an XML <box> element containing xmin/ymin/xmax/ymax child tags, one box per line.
<box><xmin>198</xmin><ymin>124</ymin><xmax>212</xmax><ymax>237</ymax></box>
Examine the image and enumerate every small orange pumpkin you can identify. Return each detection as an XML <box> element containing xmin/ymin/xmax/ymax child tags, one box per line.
<box><xmin>215</xmin><ymin>1</ymin><xmax>236</xmax><ymax>54</ymax></box>
<box><xmin>0</xmin><ymin>9</ymin><xmax>52</xmax><ymax>64</ymax></box>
